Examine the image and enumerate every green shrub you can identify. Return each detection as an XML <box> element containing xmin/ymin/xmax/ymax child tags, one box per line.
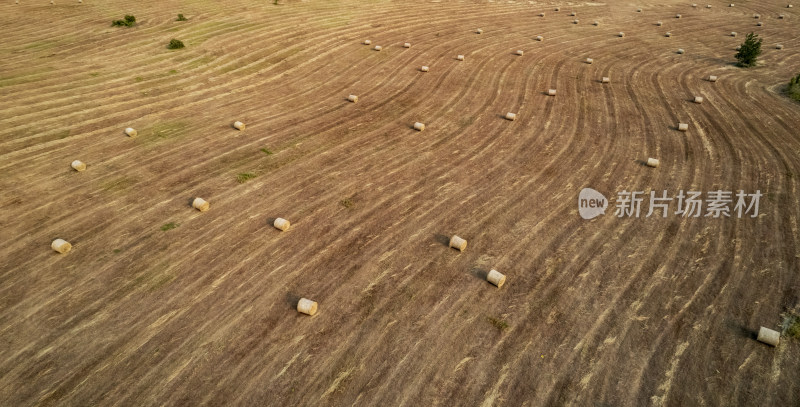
<box><xmin>236</xmin><ymin>173</ymin><xmax>256</xmax><ymax>183</ymax></box>
<box><xmin>167</xmin><ymin>39</ymin><xmax>185</xmax><ymax>49</ymax></box>
<box><xmin>735</xmin><ymin>32</ymin><xmax>762</xmax><ymax>67</ymax></box>
<box><xmin>788</xmin><ymin>73</ymin><xmax>800</xmax><ymax>101</ymax></box>
<box><xmin>176</xmin><ymin>14</ymin><xmax>187</xmax><ymax>21</ymax></box>
<box><xmin>112</xmin><ymin>14</ymin><xmax>136</xmax><ymax>27</ymax></box>
<box><xmin>487</xmin><ymin>316</ymin><xmax>509</xmax><ymax>332</ymax></box>
<box><xmin>788</xmin><ymin>319</ymin><xmax>800</xmax><ymax>338</ymax></box>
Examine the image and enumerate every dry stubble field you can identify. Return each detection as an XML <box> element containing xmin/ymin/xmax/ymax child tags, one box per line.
<box><xmin>1</xmin><ymin>0</ymin><xmax>799</xmax><ymax>405</ymax></box>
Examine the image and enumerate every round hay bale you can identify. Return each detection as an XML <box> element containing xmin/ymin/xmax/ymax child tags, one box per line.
<box><xmin>449</xmin><ymin>235</ymin><xmax>467</xmax><ymax>251</ymax></box>
<box><xmin>505</xmin><ymin>112</ymin><xmax>517</xmax><ymax>121</ymax></box>
<box><xmin>708</xmin><ymin>75</ymin><xmax>718</xmax><ymax>82</ymax></box>
<box><xmin>754</xmin><ymin>14</ymin><xmax>760</xmax><ymax>18</ymax></box>
<box><xmin>706</xmin><ymin>4</ymin><xmax>712</xmax><ymax>8</ymax></box>
<box><xmin>757</xmin><ymin>326</ymin><xmax>780</xmax><ymax>346</ymax></box>
<box><xmin>193</xmin><ymin>197</ymin><xmax>209</xmax><ymax>212</ymax></box>
<box><xmin>637</xmin><ymin>8</ymin><xmax>642</xmax><ymax>12</ymax></box>
<box><xmin>779</xmin><ymin>14</ymin><xmax>785</xmax><ymax>19</ymax></box>
<box><xmin>573</xmin><ymin>19</ymin><xmax>579</xmax><ymax>24</ymax></box>
<box><xmin>555</xmin><ymin>7</ymin><xmax>560</xmax><ymax>11</ymax></box>
<box><xmin>71</xmin><ymin>160</ymin><xmax>86</xmax><ymax>171</ymax></box>
<box><xmin>666</xmin><ymin>32</ymin><xmax>672</xmax><ymax>37</ymax></box>
<box><xmin>593</xmin><ymin>21</ymin><xmax>599</xmax><ymax>26</ymax></box>
<box><xmin>297</xmin><ymin>298</ymin><xmax>318</xmax><ymax>316</ymax></box>
<box><xmin>539</xmin><ymin>12</ymin><xmax>545</xmax><ymax>17</ymax></box>
<box><xmin>692</xmin><ymin>3</ymin><xmax>697</xmax><ymax>6</ymax></box>
<box><xmin>403</xmin><ymin>42</ymin><xmax>411</xmax><ymax>48</ymax></box>
<box><xmin>757</xmin><ymin>22</ymin><xmax>763</xmax><ymax>26</ymax></box>
<box><xmin>548</xmin><ymin>89</ymin><xmax>557</xmax><ymax>96</ymax></box>
<box><xmin>776</xmin><ymin>44</ymin><xmax>784</xmax><ymax>49</ymax></box>
<box><xmin>694</xmin><ymin>96</ymin><xmax>704</xmax><ymax>103</ymax></box>
<box><xmin>646</xmin><ymin>158</ymin><xmax>660</xmax><ymax>168</ymax></box>
<box><xmin>536</xmin><ymin>35</ymin><xmax>544</xmax><ymax>41</ymax></box>
<box><xmin>729</xmin><ymin>3</ymin><xmax>734</xmax><ymax>6</ymax></box>
<box><xmin>414</xmin><ymin>122</ymin><xmax>425</xmax><ymax>131</ymax></box>
<box><xmin>457</xmin><ymin>54</ymin><xmax>465</xmax><ymax>61</ymax></box>
<box><xmin>51</xmin><ymin>239</ymin><xmax>72</xmax><ymax>254</ymax></box>
<box><xmin>731</xmin><ymin>32</ymin><xmax>737</xmax><ymax>37</ymax></box>
<box><xmin>373</xmin><ymin>45</ymin><xmax>382</xmax><ymax>51</ymax></box>
<box><xmin>125</xmin><ymin>127</ymin><xmax>137</xmax><ymax>137</ymax></box>
<box><xmin>569</xmin><ymin>11</ymin><xmax>576</xmax><ymax>16</ymax></box>
<box><xmin>657</xmin><ymin>21</ymin><xmax>663</xmax><ymax>26</ymax></box>
<box><xmin>233</xmin><ymin>121</ymin><xmax>245</xmax><ymax>130</ymax></box>
<box><xmin>420</xmin><ymin>65</ymin><xmax>429</xmax><ymax>72</ymax></box>
<box><xmin>347</xmin><ymin>94</ymin><xmax>358</xmax><ymax>103</ymax></box>
<box><xmin>602</xmin><ymin>77</ymin><xmax>611</xmax><ymax>83</ymax></box>
<box><xmin>676</xmin><ymin>13</ymin><xmax>682</xmax><ymax>18</ymax></box>
<box><xmin>363</xmin><ymin>39</ymin><xmax>371</xmax><ymax>45</ymax></box>
<box><xmin>476</xmin><ymin>28</ymin><xmax>483</xmax><ymax>34</ymax></box>
<box><xmin>487</xmin><ymin>269</ymin><xmax>506</xmax><ymax>288</ymax></box>
<box><xmin>677</xmin><ymin>48</ymin><xmax>685</xmax><ymax>54</ymax></box>
<box><xmin>585</xmin><ymin>58</ymin><xmax>594</xmax><ymax>64</ymax></box>
<box><xmin>735</xmin><ymin>45</ymin><xmax>741</xmax><ymax>50</ymax></box>
<box><xmin>273</xmin><ymin>217</ymin><xmax>290</xmax><ymax>231</ymax></box>
<box><xmin>619</xmin><ymin>32</ymin><xmax>625</xmax><ymax>37</ymax></box>
<box><xmin>678</xmin><ymin>123</ymin><xmax>689</xmax><ymax>131</ymax></box>
<box><xmin>515</xmin><ymin>50</ymin><xmax>524</xmax><ymax>56</ymax></box>
<box><xmin>789</xmin><ymin>4</ymin><xmax>794</xmax><ymax>8</ymax></box>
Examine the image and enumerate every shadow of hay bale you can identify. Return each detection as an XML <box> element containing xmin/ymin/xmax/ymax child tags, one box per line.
<box><xmin>285</xmin><ymin>292</ymin><xmax>302</xmax><ymax>311</ymax></box>
<box><xmin>434</xmin><ymin>234</ymin><xmax>450</xmax><ymax>247</ymax></box>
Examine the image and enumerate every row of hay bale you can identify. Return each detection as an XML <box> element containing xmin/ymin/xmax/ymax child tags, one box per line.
<box><xmin>448</xmin><ymin>235</ymin><xmax>506</xmax><ymax>287</ymax></box>
<box><xmin>366</xmin><ymin>26</ymin><xmax>620</xmax><ymax>132</ymax></box>
<box><xmin>293</xmin><ymin>234</ymin><xmax>505</xmax><ymax>317</ymax></box>
<box><xmin>642</xmin><ymin>71</ymin><xmax>721</xmax><ymax>170</ymax></box>
<box><xmin>361</xmin><ymin>49</ymin><xmax>724</xmax><ymax>132</ymax></box>
<box><xmin>68</xmin><ymin>127</ymin><xmax>138</xmax><ymax>172</ymax></box>
<box><xmin>52</xmin><ymin>198</ymin><xmax>290</xmax><ymax>244</ymax></box>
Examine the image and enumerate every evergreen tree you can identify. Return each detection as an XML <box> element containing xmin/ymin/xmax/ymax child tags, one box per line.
<box><xmin>735</xmin><ymin>32</ymin><xmax>762</xmax><ymax>67</ymax></box>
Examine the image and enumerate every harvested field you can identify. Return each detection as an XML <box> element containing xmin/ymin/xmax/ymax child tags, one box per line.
<box><xmin>1</xmin><ymin>0</ymin><xmax>799</xmax><ymax>406</ymax></box>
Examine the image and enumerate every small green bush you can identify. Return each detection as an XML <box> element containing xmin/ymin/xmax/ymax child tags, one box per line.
<box><xmin>176</xmin><ymin>14</ymin><xmax>187</xmax><ymax>21</ymax></box>
<box><xmin>167</xmin><ymin>39</ymin><xmax>185</xmax><ymax>49</ymax></box>
<box><xmin>236</xmin><ymin>173</ymin><xmax>256</xmax><ymax>183</ymax></box>
<box><xmin>487</xmin><ymin>316</ymin><xmax>509</xmax><ymax>332</ymax></box>
<box><xmin>112</xmin><ymin>15</ymin><xmax>136</xmax><ymax>27</ymax></box>
<box><xmin>735</xmin><ymin>32</ymin><xmax>762</xmax><ymax>67</ymax></box>
<box><xmin>160</xmin><ymin>222</ymin><xmax>179</xmax><ymax>231</ymax></box>
<box><xmin>788</xmin><ymin>319</ymin><xmax>800</xmax><ymax>338</ymax></box>
<box><xmin>787</xmin><ymin>73</ymin><xmax>800</xmax><ymax>101</ymax></box>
